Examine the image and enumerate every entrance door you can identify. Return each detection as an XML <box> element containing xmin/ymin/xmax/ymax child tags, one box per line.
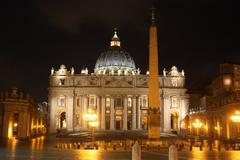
<box><xmin>116</xmin><ymin>121</ymin><xmax>121</xmax><ymax>130</ymax></box>
<box><xmin>115</xmin><ymin>116</ymin><xmax>122</xmax><ymax>130</ymax></box>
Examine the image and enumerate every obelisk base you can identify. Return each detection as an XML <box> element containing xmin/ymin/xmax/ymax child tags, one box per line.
<box><xmin>148</xmin><ymin>113</ymin><xmax>160</xmax><ymax>139</ymax></box>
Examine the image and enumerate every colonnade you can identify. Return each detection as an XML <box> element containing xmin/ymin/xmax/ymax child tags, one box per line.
<box><xmin>74</xmin><ymin>95</ymin><xmax>147</xmax><ymax>131</ymax></box>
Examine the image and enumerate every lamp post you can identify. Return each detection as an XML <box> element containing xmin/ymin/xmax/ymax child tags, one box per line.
<box><xmin>230</xmin><ymin>110</ymin><xmax>240</xmax><ymax>139</ymax></box>
<box><xmin>83</xmin><ymin>109</ymin><xmax>98</xmax><ymax>144</ymax></box>
<box><xmin>192</xmin><ymin>119</ymin><xmax>203</xmax><ymax>137</ymax></box>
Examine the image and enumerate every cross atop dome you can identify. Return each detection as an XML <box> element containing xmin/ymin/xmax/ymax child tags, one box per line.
<box><xmin>151</xmin><ymin>6</ymin><xmax>156</xmax><ymax>25</ymax></box>
<box><xmin>110</xmin><ymin>28</ymin><xmax>121</xmax><ymax>47</ymax></box>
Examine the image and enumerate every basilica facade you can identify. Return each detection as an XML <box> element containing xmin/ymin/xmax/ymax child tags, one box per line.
<box><xmin>48</xmin><ymin>30</ymin><xmax>189</xmax><ymax>134</ymax></box>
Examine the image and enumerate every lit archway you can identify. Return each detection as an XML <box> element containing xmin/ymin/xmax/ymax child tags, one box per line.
<box><xmin>60</xmin><ymin>112</ymin><xmax>66</xmax><ymax>129</ymax></box>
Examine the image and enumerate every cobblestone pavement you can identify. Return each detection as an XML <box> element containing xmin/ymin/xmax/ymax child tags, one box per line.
<box><xmin>1</xmin><ymin>136</ymin><xmax>240</xmax><ymax>160</ymax></box>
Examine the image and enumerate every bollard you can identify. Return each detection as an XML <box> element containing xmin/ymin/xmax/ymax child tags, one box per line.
<box><xmin>209</xmin><ymin>144</ymin><xmax>212</xmax><ymax>151</ymax></box>
<box><xmin>77</xmin><ymin>143</ymin><xmax>81</xmax><ymax>149</ymax></box>
<box><xmin>218</xmin><ymin>145</ymin><xmax>221</xmax><ymax>151</ymax></box>
<box><xmin>189</xmin><ymin>145</ymin><xmax>192</xmax><ymax>151</ymax></box>
<box><xmin>200</xmin><ymin>145</ymin><xmax>202</xmax><ymax>151</ymax></box>
<box><xmin>132</xmin><ymin>142</ymin><xmax>141</xmax><ymax>160</ymax></box>
<box><xmin>95</xmin><ymin>145</ymin><xmax>98</xmax><ymax>150</ymax></box>
<box><xmin>73</xmin><ymin>143</ymin><xmax>76</xmax><ymax>149</ymax></box>
<box><xmin>158</xmin><ymin>145</ymin><xmax>161</xmax><ymax>151</ymax></box>
<box><xmin>169</xmin><ymin>145</ymin><xmax>178</xmax><ymax>160</ymax></box>
<box><xmin>226</xmin><ymin>145</ymin><xmax>229</xmax><ymax>151</ymax></box>
<box><xmin>113</xmin><ymin>145</ymin><xmax>116</xmax><ymax>150</ymax></box>
<box><xmin>147</xmin><ymin>145</ymin><xmax>149</xmax><ymax>151</ymax></box>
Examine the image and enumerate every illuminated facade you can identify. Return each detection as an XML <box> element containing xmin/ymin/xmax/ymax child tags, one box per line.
<box><xmin>48</xmin><ymin>30</ymin><xmax>189</xmax><ymax>134</ymax></box>
<box><xmin>189</xmin><ymin>63</ymin><xmax>240</xmax><ymax>140</ymax></box>
<box><xmin>0</xmin><ymin>88</ymin><xmax>46</xmax><ymax>139</ymax></box>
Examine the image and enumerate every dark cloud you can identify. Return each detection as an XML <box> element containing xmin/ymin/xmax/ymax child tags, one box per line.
<box><xmin>0</xmin><ymin>0</ymin><xmax>238</xmax><ymax>102</ymax></box>
<box><xmin>36</xmin><ymin>0</ymin><xmax>150</xmax><ymax>33</ymax></box>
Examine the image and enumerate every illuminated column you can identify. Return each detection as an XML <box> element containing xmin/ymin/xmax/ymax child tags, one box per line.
<box><xmin>132</xmin><ymin>96</ymin><xmax>137</xmax><ymax>129</ymax></box>
<box><xmin>163</xmin><ymin>96</ymin><xmax>171</xmax><ymax>132</ymax></box>
<box><xmin>18</xmin><ymin>112</ymin><xmax>28</xmax><ymax>138</ymax></box>
<box><xmin>148</xmin><ymin>7</ymin><xmax>161</xmax><ymax>139</ymax></box>
<box><xmin>83</xmin><ymin>95</ymin><xmax>88</xmax><ymax>129</ymax></box>
<box><xmin>66</xmin><ymin>95</ymin><xmax>73</xmax><ymax>132</ymax></box>
<box><xmin>110</xmin><ymin>97</ymin><xmax>115</xmax><ymax>130</ymax></box>
<box><xmin>72</xmin><ymin>93</ymin><xmax>76</xmax><ymax>130</ymax></box>
<box><xmin>101</xmin><ymin>96</ymin><xmax>106</xmax><ymax>130</ymax></box>
<box><xmin>137</xmin><ymin>97</ymin><xmax>142</xmax><ymax>129</ymax></box>
<box><xmin>49</xmin><ymin>94</ymin><xmax>57</xmax><ymax>133</ymax></box>
<box><xmin>3</xmin><ymin>112</ymin><xmax>11</xmax><ymax>138</ymax></box>
<box><xmin>96</xmin><ymin>96</ymin><xmax>100</xmax><ymax>130</ymax></box>
<box><xmin>226</xmin><ymin>120</ymin><xmax>230</xmax><ymax>139</ymax></box>
<box><xmin>123</xmin><ymin>96</ymin><xmax>128</xmax><ymax>130</ymax></box>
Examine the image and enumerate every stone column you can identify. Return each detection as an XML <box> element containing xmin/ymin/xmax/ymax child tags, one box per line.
<box><xmin>83</xmin><ymin>95</ymin><xmax>88</xmax><ymax>129</ymax></box>
<box><xmin>123</xmin><ymin>96</ymin><xmax>128</xmax><ymax>130</ymax></box>
<box><xmin>110</xmin><ymin>97</ymin><xmax>115</xmax><ymax>130</ymax></box>
<box><xmin>18</xmin><ymin>112</ymin><xmax>28</xmax><ymax>139</ymax></box>
<box><xmin>101</xmin><ymin>96</ymin><xmax>106</xmax><ymax>130</ymax></box>
<box><xmin>66</xmin><ymin>95</ymin><xmax>73</xmax><ymax>132</ymax></box>
<box><xmin>132</xmin><ymin>96</ymin><xmax>137</xmax><ymax>130</ymax></box>
<box><xmin>226</xmin><ymin>120</ymin><xmax>230</xmax><ymax>139</ymax></box>
<box><xmin>163</xmin><ymin>96</ymin><xmax>171</xmax><ymax>132</ymax></box>
<box><xmin>72</xmin><ymin>92</ymin><xmax>76</xmax><ymax>131</ymax></box>
<box><xmin>96</xmin><ymin>96</ymin><xmax>100</xmax><ymax>130</ymax></box>
<box><xmin>49</xmin><ymin>95</ymin><xmax>57</xmax><ymax>133</ymax></box>
<box><xmin>137</xmin><ymin>97</ymin><xmax>142</xmax><ymax>129</ymax></box>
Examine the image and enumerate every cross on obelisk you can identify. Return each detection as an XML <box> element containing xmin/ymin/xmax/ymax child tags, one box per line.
<box><xmin>148</xmin><ymin>7</ymin><xmax>161</xmax><ymax>139</ymax></box>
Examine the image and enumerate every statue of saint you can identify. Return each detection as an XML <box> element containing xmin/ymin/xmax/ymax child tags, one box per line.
<box><xmin>71</xmin><ymin>67</ymin><xmax>75</xmax><ymax>75</ymax></box>
<box><xmin>62</xmin><ymin>119</ymin><xmax>67</xmax><ymax>128</ymax></box>
<box><xmin>163</xmin><ymin>68</ymin><xmax>166</xmax><ymax>76</ymax></box>
<box><xmin>51</xmin><ymin>67</ymin><xmax>54</xmax><ymax>75</ymax></box>
<box><xmin>181</xmin><ymin>70</ymin><xmax>185</xmax><ymax>76</ymax></box>
<box><xmin>85</xmin><ymin>68</ymin><xmax>88</xmax><ymax>74</ymax></box>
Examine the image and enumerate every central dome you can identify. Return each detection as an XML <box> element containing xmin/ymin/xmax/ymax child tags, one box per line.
<box><xmin>94</xmin><ymin>29</ymin><xmax>137</xmax><ymax>75</ymax></box>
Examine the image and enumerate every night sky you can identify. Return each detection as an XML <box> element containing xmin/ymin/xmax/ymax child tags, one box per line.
<box><xmin>0</xmin><ymin>0</ymin><xmax>238</xmax><ymax>102</ymax></box>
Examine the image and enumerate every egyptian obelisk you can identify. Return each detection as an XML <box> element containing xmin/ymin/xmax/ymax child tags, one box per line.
<box><xmin>148</xmin><ymin>7</ymin><xmax>161</xmax><ymax>139</ymax></box>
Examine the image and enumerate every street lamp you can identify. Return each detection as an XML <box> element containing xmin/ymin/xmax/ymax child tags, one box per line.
<box><xmin>230</xmin><ymin>110</ymin><xmax>240</xmax><ymax>139</ymax></box>
<box><xmin>83</xmin><ymin>109</ymin><xmax>98</xmax><ymax>144</ymax></box>
<box><xmin>192</xmin><ymin>119</ymin><xmax>203</xmax><ymax>136</ymax></box>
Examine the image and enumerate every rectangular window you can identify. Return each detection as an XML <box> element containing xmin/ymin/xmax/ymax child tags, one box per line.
<box><xmin>89</xmin><ymin>96</ymin><xmax>96</xmax><ymax>107</ymax></box>
<box><xmin>77</xmin><ymin>98</ymin><xmax>81</xmax><ymax>107</ymax></box>
<box><xmin>115</xmin><ymin>97</ymin><xmax>122</xmax><ymax>107</ymax></box>
<box><xmin>171</xmin><ymin>97</ymin><xmax>178</xmax><ymax>108</ymax></box>
<box><xmin>141</xmin><ymin>96</ymin><xmax>148</xmax><ymax>108</ymax></box>
<box><xmin>58</xmin><ymin>97</ymin><xmax>65</xmax><ymax>107</ymax></box>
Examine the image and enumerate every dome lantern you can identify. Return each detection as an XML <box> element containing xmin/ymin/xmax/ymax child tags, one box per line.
<box><xmin>110</xmin><ymin>28</ymin><xmax>121</xmax><ymax>47</ymax></box>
